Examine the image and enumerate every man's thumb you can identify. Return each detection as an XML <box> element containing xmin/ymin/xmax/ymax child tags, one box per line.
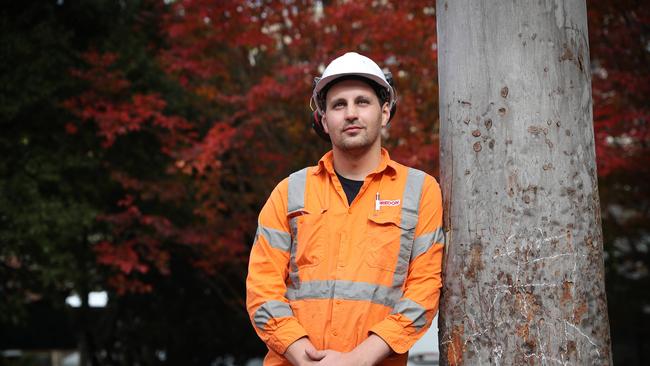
<box><xmin>305</xmin><ymin>347</ymin><xmax>326</xmax><ymax>361</ymax></box>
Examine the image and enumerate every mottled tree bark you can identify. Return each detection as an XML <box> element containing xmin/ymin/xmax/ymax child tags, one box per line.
<box><xmin>436</xmin><ymin>1</ymin><xmax>612</xmax><ymax>365</ymax></box>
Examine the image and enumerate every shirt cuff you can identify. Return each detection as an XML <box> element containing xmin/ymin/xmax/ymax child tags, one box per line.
<box><xmin>267</xmin><ymin>319</ymin><xmax>309</xmax><ymax>355</ymax></box>
<box><xmin>369</xmin><ymin>318</ymin><xmax>418</xmax><ymax>354</ymax></box>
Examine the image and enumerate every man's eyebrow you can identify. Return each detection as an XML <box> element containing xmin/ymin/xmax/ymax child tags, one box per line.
<box><xmin>329</xmin><ymin>97</ymin><xmax>346</xmax><ymax>106</ymax></box>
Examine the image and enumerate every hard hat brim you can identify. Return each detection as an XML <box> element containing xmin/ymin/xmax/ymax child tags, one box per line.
<box><xmin>312</xmin><ymin>73</ymin><xmax>396</xmax><ymax>113</ymax></box>
<box><xmin>314</xmin><ymin>72</ymin><xmax>390</xmax><ymax>95</ymax></box>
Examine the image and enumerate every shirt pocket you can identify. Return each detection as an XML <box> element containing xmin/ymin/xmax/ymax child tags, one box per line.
<box><xmin>291</xmin><ymin>210</ymin><xmax>327</xmax><ymax>269</ymax></box>
<box><xmin>366</xmin><ymin>211</ymin><xmax>417</xmax><ymax>272</ymax></box>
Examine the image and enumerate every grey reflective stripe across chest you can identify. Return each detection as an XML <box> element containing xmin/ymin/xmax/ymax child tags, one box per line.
<box><xmin>392</xmin><ymin>168</ymin><xmax>426</xmax><ymax>288</ymax></box>
<box><xmin>287</xmin><ymin>168</ymin><xmax>308</xmax><ymax>215</ymax></box>
<box><xmin>287</xmin><ymin>168</ymin><xmax>308</xmax><ymax>287</ymax></box>
<box><xmin>285</xmin><ymin>167</ymin><xmax>425</xmax><ymax>300</ymax></box>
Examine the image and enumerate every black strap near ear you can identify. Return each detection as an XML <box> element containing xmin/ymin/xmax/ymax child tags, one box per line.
<box><xmin>384</xmin><ymin>71</ymin><xmax>394</xmax><ymax>87</ymax></box>
<box><xmin>311</xmin><ymin>110</ymin><xmax>331</xmax><ymax>142</ymax></box>
<box><xmin>384</xmin><ymin>71</ymin><xmax>397</xmax><ymax>127</ymax></box>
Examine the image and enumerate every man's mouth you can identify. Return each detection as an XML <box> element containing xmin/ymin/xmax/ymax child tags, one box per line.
<box><xmin>343</xmin><ymin>126</ymin><xmax>363</xmax><ymax>132</ymax></box>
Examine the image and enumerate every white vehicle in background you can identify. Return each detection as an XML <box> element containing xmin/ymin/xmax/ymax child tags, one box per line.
<box><xmin>407</xmin><ymin>314</ymin><xmax>440</xmax><ymax>366</ymax></box>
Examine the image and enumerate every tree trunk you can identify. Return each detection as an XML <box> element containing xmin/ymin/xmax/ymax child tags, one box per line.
<box><xmin>436</xmin><ymin>1</ymin><xmax>612</xmax><ymax>364</ymax></box>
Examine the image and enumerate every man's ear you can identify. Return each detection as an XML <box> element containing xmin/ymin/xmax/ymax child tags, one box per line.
<box><xmin>322</xmin><ymin>114</ymin><xmax>330</xmax><ymax>134</ymax></box>
<box><xmin>381</xmin><ymin>102</ymin><xmax>390</xmax><ymax>128</ymax></box>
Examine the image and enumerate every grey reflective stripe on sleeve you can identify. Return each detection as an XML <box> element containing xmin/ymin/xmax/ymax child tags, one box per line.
<box><xmin>257</xmin><ymin>225</ymin><xmax>292</xmax><ymax>252</ymax></box>
<box><xmin>285</xmin><ymin>280</ymin><xmax>402</xmax><ymax>307</ymax></box>
<box><xmin>287</xmin><ymin>168</ymin><xmax>308</xmax><ymax>215</ymax></box>
<box><xmin>391</xmin><ymin>298</ymin><xmax>428</xmax><ymax>331</ymax></box>
<box><xmin>253</xmin><ymin>300</ymin><xmax>294</xmax><ymax>329</ymax></box>
<box><xmin>411</xmin><ymin>226</ymin><xmax>445</xmax><ymax>261</ymax></box>
<box><xmin>392</xmin><ymin>168</ymin><xmax>426</xmax><ymax>288</ymax></box>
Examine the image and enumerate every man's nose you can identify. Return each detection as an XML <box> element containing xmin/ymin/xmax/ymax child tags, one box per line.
<box><xmin>344</xmin><ymin>104</ymin><xmax>358</xmax><ymax>120</ymax></box>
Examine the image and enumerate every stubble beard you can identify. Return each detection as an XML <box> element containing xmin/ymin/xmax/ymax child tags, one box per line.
<box><xmin>339</xmin><ymin>131</ymin><xmax>370</xmax><ymax>151</ymax></box>
<box><xmin>333</xmin><ymin>123</ymin><xmax>383</xmax><ymax>156</ymax></box>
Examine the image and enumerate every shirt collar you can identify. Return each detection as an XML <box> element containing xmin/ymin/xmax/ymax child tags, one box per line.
<box><xmin>313</xmin><ymin>148</ymin><xmax>398</xmax><ymax>178</ymax></box>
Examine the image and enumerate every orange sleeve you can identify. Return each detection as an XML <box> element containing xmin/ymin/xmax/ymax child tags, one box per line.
<box><xmin>246</xmin><ymin>178</ymin><xmax>308</xmax><ymax>355</ymax></box>
<box><xmin>370</xmin><ymin>174</ymin><xmax>444</xmax><ymax>354</ymax></box>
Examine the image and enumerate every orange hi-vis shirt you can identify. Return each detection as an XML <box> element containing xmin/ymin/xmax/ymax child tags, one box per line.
<box><xmin>246</xmin><ymin>148</ymin><xmax>444</xmax><ymax>366</ymax></box>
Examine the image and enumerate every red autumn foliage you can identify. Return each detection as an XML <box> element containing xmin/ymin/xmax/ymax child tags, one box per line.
<box><xmin>63</xmin><ymin>1</ymin><xmax>648</xmax><ymax>296</ymax></box>
<box><xmin>588</xmin><ymin>0</ymin><xmax>650</xmax><ymax>176</ymax></box>
<box><xmin>64</xmin><ymin>51</ymin><xmax>193</xmax><ymax>149</ymax></box>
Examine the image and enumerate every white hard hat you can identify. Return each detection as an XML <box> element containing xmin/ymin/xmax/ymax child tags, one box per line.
<box><xmin>311</xmin><ymin>52</ymin><xmax>396</xmax><ymax>113</ymax></box>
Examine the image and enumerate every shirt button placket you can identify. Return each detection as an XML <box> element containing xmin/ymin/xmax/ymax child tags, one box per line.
<box><xmin>337</xmin><ymin>231</ymin><xmax>348</xmax><ymax>269</ymax></box>
<box><xmin>332</xmin><ymin>226</ymin><xmax>348</xmax><ymax>340</ymax></box>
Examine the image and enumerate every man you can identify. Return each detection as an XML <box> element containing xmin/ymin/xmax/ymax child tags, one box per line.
<box><xmin>246</xmin><ymin>52</ymin><xmax>444</xmax><ymax>366</ymax></box>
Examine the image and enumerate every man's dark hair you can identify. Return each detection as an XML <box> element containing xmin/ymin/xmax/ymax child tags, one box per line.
<box><xmin>317</xmin><ymin>75</ymin><xmax>390</xmax><ymax>112</ymax></box>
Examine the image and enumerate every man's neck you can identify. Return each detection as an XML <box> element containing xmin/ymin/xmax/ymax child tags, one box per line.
<box><xmin>331</xmin><ymin>145</ymin><xmax>382</xmax><ymax>181</ymax></box>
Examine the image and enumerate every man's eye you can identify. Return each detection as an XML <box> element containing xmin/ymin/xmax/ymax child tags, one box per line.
<box><xmin>358</xmin><ymin>99</ymin><xmax>370</xmax><ymax>105</ymax></box>
<box><xmin>333</xmin><ymin>102</ymin><xmax>345</xmax><ymax>108</ymax></box>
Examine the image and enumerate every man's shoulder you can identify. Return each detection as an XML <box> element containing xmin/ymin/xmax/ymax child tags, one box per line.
<box><xmin>271</xmin><ymin>165</ymin><xmax>319</xmax><ymax>193</ymax></box>
<box><xmin>388</xmin><ymin>159</ymin><xmax>438</xmax><ymax>184</ymax></box>
<box><xmin>282</xmin><ymin>165</ymin><xmax>320</xmax><ymax>181</ymax></box>
<box><xmin>286</xmin><ymin>166</ymin><xmax>316</xmax><ymax>178</ymax></box>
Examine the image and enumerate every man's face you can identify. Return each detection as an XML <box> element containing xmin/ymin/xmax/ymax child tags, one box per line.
<box><xmin>322</xmin><ymin>79</ymin><xmax>389</xmax><ymax>153</ymax></box>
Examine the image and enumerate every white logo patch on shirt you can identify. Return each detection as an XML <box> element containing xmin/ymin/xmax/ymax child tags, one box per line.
<box><xmin>379</xmin><ymin>199</ymin><xmax>401</xmax><ymax>207</ymax></box>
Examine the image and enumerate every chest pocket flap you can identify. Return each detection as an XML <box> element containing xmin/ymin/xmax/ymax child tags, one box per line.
<box><xmin>366</xmin><ymin>211</ymin><xmax>417</xmax><ymax>271</ymax></box>
<box><xmin>289</xmin><ymin>209</ymin><xmax>326</xmax><ymax>269</ymax></box>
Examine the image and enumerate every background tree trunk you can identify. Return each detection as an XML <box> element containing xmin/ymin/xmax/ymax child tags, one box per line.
<box><xmin>436</xmin><ymin>1</ymin><xmax>612</xmax><ymax>364</ymax></box>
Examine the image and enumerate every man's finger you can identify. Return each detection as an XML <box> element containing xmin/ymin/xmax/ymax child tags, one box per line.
<box><xmin>304</xmin><ymin>347</ymin><xmax>326</xmax><ymax>361</ymax></box>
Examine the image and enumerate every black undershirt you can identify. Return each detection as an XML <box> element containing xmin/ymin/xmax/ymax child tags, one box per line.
<box><xmin>336</xmin><ymin>172</ymin><xmax>364</xmax><ymax>205</ymax></box>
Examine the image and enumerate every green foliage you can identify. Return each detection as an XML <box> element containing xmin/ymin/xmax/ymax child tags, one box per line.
<box><xmin>0</xmin><ymin>2</ymin><xmax>109</xmax><ymax>325</ymax></box>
